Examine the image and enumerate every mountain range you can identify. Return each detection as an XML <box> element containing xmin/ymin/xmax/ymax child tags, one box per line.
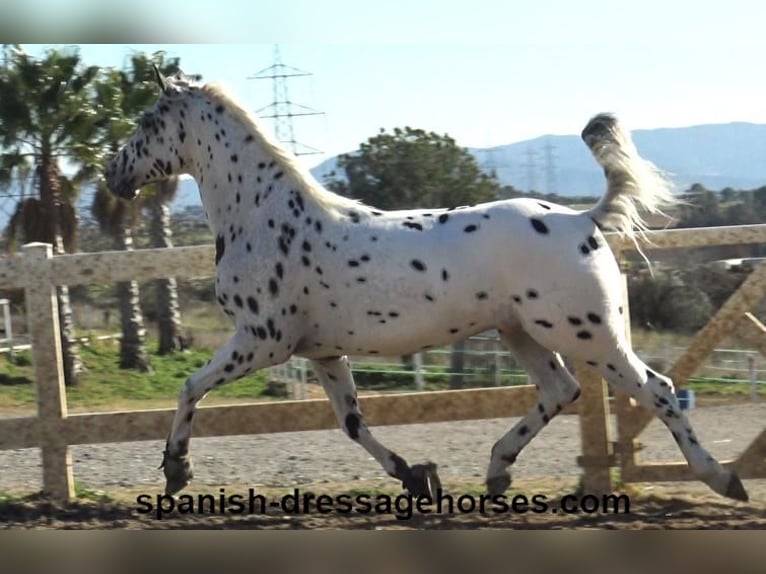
<box><xmin>308</xmin><ymin>121</ymin><xmax>766</xmax><ymax>198</ymax></box>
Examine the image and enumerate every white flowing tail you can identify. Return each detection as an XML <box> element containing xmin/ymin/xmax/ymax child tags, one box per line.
<box><xmin>581</xmin><ymin>113</ymin><xmax>677</xmax><ymax>241</ymax></box>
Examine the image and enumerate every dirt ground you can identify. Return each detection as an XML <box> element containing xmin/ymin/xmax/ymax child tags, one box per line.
<box><xmin>2</xmin><ymin>403</ymin><xmax>765</xmax><ymax>529</ymax></box>
<box><xmin>1</xmin><ymin>480</ymin><xmax>764</xmax><ymax>529</ymax></box>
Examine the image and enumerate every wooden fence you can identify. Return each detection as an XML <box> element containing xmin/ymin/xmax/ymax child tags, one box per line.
<box><xmin>0</xmin><ymin>223</ymin><xmax>765</xmax><ymax>501</ymax></box>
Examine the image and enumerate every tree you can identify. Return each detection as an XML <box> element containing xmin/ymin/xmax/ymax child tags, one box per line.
<box><xmin>628</xmin><ymin>271</ymin><xmax>713</xmax><ymax>334</ymax></box>
<box><xmin>146</xmin><ymin>176</ymin><xmax>187</xmax><ymax>354</ymax></box>
<box><xmin>326</xmin><ymin>126</ymin><xmax>500</xmax><ymax>209</ymax></box>
<box><xmin>327</xmin><ymin>127</ymin><xmax>501</xmax><ymax>388</ymax></box>
<box><xmin>90</xmin><ymin>180</ymin><xmax>151</xmax><ymax>371</ymax></box>
<box><xmin>677</xmin><ymin>184</ymin><xmax>722</xmax><ymax>228</ymax></box>
<box><xmin>0</xmin><ymin>45</ymin><xmax>102</xmax><ymax>386</ymax></box>
<box><xmin>90</xmin><ymin>52</ymin><xmax>188</xmax><ymax>368</ymax></box>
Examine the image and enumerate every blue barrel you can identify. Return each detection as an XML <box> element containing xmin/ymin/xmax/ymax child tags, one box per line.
<box><xmin>677</xmin><ymin>389</ymin><xmax>695</xmax><ymax>410</ymax></box>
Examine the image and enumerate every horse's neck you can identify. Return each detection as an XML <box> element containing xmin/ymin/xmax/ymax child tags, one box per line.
<box><xmin>190</xmin><ymin>109</ymin><xmax>292</xmax><ymax>234</ymax></box>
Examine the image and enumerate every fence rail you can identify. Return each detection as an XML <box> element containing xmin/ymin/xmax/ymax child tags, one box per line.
<box><xmin>1</xmin><ymin>222</ymin><xmax>765</xmax><ymax>501</ymax></box>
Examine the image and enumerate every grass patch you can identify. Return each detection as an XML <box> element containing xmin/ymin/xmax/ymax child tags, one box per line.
<box><xmin>0</xmin><ymin>338</ymin><xmax>270</xmax><ymax>411</ymax></box>
<box><xmin>74</xmin><ymin>481</ymin><xmax>113</xmax><ymax>503</ymax></box>
<box><xmin>686</xmin><ymin>377</ymin><xmax>762</xmax><ymax>396</ymax></box>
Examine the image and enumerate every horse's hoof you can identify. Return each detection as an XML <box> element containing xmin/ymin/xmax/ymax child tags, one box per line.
<box><xmin>486</xmin><ymin>473</ymin><xmax>511</xmax><ymax>497</ymax></box>
<box><xmin>161</xmin><ymin>450</ymin><xmax>194</xmax><ymax>495</ymax></box>
<box><xmin>405</xmin><ymin>462</ymin><xmax>441</xmax><ymax>498</ymax></box>
<box><xmin>724</xmin><ymin>472</ymin><xmax>749</xmax><ymax>502</ymax></box>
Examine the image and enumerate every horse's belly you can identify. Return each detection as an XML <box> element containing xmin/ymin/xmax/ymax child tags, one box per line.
<box><xmin>296</xmin><ymin>299</ymin><xmax>499</xmax><ymax>358</ymax></box>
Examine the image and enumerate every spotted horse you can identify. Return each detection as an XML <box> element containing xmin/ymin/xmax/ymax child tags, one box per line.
<box><xmin>105</xmin><ymin>68</ymin><xmax>748</xmax><ymax>503</ymax></box>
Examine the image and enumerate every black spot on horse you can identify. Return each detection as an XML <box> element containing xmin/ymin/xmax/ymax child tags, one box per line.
<box><xmin>476</xmin><ymin>291</ymin><xmax>488</xmax><ymax>300</ymax></box>
<box><xmin>568</xmin><ymin>316</ymin><xmax>582</xmax><ymax>326</ymax></box>
<box><xmin>247</xmin><ymin>297</ymin><xmax>259</xmax><ymax>314</ymax></box>
<box><xmin>588</xmin><ymin>236</ymin><xmax>599</xmax><ymax>250</ymax></box>
<box><xmin>530</xmin><ymin>218</ymin><xmax>549</xmax><ymax>234</ymax></box>
<box><xmin>526</xmin><ymin>289</ymin><xmax>538</xmax><ymax>299</ymax></box>
<box><xmin>215</xmin><ymin>234</ymin><xmax>225</xmax><ymax>264</ymax></box>
<box><xmin>535</xmin><ymin>320</ymin><xmax>553</xmax><ymax>328</ymax></box>
<box><xmin>580</xmin><ymin>244</ymin><xmax>590</xmax><ymax>255</ymax></box>
<box><xmin>269</xmin><ymin>278</ymin><xmax>279</xmax><ymax>297</ymax></box>
<box><xmin>442</xmin><ymin>269</ymin><xmax>449</xmax><ymax>281</ymax></box>
<box><xmin>411</xmin><ymin>259</ymin><xmax>426</xmax><ymax>272</ymax></box>
<box><xmin>587</xmin><ymin>312</ymin><xmax>602</xmax><ymax>324</ymax></box>
<box><xmin>438</xmin><ymin>213</ymin><xmax>449</xmax><ymax>224</ymax></box>
<box><xmin>576</xmin><ymin>330</ymin><xmax>593</xmax><ymax>340</ymax></box>
<box><xmin>464</xmin><ymin>224</ymin><xmax>478</xmax><ymax>233</ymax></box>
<box><xmin>345</xmin><ymin>413</ymin><xmax>361</xmax><ymax>440</ymax></box>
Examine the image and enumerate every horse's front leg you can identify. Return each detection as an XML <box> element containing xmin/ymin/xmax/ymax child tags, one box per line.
<box><xmin>162</xmin><ymin>329</ymin><xmax>274</xmax><ymax>495</ymax></box>
<box><xmin>311</xmin><ymin>356</ymin><xmax>442</xmax><ymax>498</ymax></box>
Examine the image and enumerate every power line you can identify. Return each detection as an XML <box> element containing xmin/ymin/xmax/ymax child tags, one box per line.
<box><xmin>248</xmin><ymin>45</ymin><xmax>325</xmax><ymax>157</ymax></box>
<box><xmin>524</xmin><ymin>146</ymin><xmax>539</xmax><ymax>193</ymax></box>
<box><xmin>543</xmin><ymin>139</ymin><xmax>557</xmax><ymax>195</ymax></box>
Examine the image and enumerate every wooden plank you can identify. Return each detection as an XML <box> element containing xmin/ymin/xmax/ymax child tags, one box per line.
<box><xmin>739</xmin><ymin>312</ymin><xmax>766</xmax><ymax>357</ymax></box>
<box><xmin>50</xmin><ymin>245</ymin><xmax>215</xmax><ymax>287</ymax></box>
<box><xmin>59</xmin><ymin>386</ymin><xmax>544</xmax><ymax>445</ymax></box>
<box><xmin>0</xmin><ymin>255</ymin><xmax>26</xmax><ymax>289</ymax></box>
<box><xmin>606</xmin><ymin>223</ymin><xmax>766</xmax><ymax>252</ymax></box>
<box><xmin>621</xmin><ymin>459</ymin><xmax>764</xmax><ymax>483</ymax></box>
<box><xmin>735</xmin><ymin>427</ymin><xmax>766</xmax><ymax>476</ymax></box>
<box><xmin>0</xmin><ymin>417</ymin><xmax>39</xmax><ymax>449</ymax></box>
<box><xmin>28</xmin><ymin>224</ymin><xmax>766</xmax><ymax>289</ymax></box>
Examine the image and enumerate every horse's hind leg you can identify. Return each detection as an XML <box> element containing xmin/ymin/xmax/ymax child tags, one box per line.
<box><xmin>311</xmin><ymin>356</ymin><xmax>441</xmax><ymax>497</ymax></box>
<box><xmin>486</xmin><ymin>326</ymin><xmax>582</xmax><ymax>496</ymax></box>
<box><xmin>591</xmin><ymin>348</ymin><xmax>748</xmax><ymax>501</ymax></box>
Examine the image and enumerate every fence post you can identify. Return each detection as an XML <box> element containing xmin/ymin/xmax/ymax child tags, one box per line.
<box><xmin>576</xmin><ymin>249</ymin><xmax>625</xmax><ymax>494</ymax></box>
<box><xmin>749</xmin><ymin>354</ymin><xmax>757</xmax><ymax>403</ymax></box>
<box><xmin>413</xmin><ymin>353</ymin><xmax>425</xmax><ymax>391</ymax></box>
<box><xmin>23</xmin><ymin>243</ymin><xmax>74</xmax><ymax>501</ymax></box>
<box><xmin>576</xmin><ymin>362</ymin><xmax>614</xmax><ymax>493</ymax></box>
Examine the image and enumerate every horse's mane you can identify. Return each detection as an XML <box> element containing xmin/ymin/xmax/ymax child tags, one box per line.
<box><xmin>199</xmin><ymin>82</ymin><xmax>361</xmax><ymax>215</ymax></box>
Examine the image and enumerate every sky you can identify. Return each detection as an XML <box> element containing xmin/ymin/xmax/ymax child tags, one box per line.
<box><xmin>16</xmin><ymin>1</ymin><xmax>766</xmax><ymax>171</ymax></box>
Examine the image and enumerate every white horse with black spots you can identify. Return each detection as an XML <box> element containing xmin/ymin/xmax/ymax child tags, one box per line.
<box><xmin>104</xmin><ymin>68</ymin><xmax>748</xmax><ymax>503</ymax></box>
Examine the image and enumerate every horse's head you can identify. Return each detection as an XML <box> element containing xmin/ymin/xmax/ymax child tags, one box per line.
<box><xmin>105</xmin><ymin>66</ymin><xmax>201</xmax><ymax>200</ymax></box>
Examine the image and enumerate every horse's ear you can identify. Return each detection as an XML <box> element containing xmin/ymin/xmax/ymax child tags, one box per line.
<box><xmin>153</xmin><ymin>64</ymin><xmax>168</xmax><ymax>93</ymax></box>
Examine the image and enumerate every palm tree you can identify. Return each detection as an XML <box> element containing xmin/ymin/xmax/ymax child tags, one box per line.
<box><xmin>92</xmin><ymin>52</ymin><xmax>189</xmax><ymax>361</ymax></box>
<box><xmin>0</xmin><ymin>45</ymin><xmax>102</xmax><ymax>386</ymax></box>
<box><xmin>90</xmin><ymin>179</ymin><xmax>151</xmax><ymax>371</ymax></box>
<box><xmin>146</xmin><ymin>176</ymin><xmax>187</xmax><ymax>354</ymax></box>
